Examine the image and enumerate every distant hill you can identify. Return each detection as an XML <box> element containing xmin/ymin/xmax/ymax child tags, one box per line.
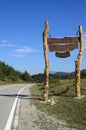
<box><xmin>55</xmin><ymin>71</ymin><xmax>72</xmax><ymax>76</ymax></box>
<box><xmin>50</xmin><ymin>69</ymin><xmax>86</xmax><ymax>78</ymax></box>
<box><xmin>50</xmin><ymin>71</ymin><xmax>74</xmax><ymax>76</ymax></box>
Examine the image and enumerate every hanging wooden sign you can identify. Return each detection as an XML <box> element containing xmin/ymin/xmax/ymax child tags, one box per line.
<box><xmin>47</xmin><ymin>37</ymin><xmax>79</xmax><ymax>44</ymax></box>
<box><xmin>55</xmin><ymin>51</ymin><xmax>70</xmax><ymax>58</ymax></box>
<box><xmin>49</xmin><ymin>43</ymin><xmax>78</xmax><ymax>52</ymax></box>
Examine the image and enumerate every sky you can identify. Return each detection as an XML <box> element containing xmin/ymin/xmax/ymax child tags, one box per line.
<box><xmin>0</xmin><ymin>0</ymin><xmax>86</xmax><ymax>75</ymax></box>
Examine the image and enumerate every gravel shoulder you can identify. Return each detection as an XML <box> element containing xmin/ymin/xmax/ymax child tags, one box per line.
<box><xmin>13</xmin><ymin>85</ymin><xmax>75</xmax><ymax>130</ymax></box>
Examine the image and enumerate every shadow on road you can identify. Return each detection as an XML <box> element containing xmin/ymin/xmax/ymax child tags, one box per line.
<box><xmin>0</xmin><ymin>94</ymin><xmax>40</xmax><ymax>100</ymax></box>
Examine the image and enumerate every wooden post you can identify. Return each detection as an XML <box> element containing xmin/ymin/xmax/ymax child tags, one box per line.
<box><xmin>43</xmin><ymin>21</ymin><xmax>49</xmax><ymax>101</ymax></box>
<box><xmin>75</xmin><ymin>25</ymin><xmax>84</xmax><ymax>99</ymax></box>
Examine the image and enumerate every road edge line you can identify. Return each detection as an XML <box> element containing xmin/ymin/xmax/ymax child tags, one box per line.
<box><xmin>4</xmin><ymin>84</ymin><xmax>30</xmax><ymax>130</ymax></box>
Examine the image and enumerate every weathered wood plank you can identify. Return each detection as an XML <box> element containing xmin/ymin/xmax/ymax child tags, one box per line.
<box><xmin>47</xmin><ymin>37</ymin><xmax>79</xmax><ymax>44</ymax></box>
<box><xmin>55</xmin><ymin>51</ymin><xmax>70</xmax><ymax>58</ymax></box>
<box><xmin>49</xmin><ymin>43</ymin><xmax>78</xmax><ymax>52</ymax></box>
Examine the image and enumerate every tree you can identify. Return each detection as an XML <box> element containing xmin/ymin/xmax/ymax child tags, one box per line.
<box><xmin>21</xmin><ymin>71</ymin><xmax>30</xmax><ymax>81</ymax></box>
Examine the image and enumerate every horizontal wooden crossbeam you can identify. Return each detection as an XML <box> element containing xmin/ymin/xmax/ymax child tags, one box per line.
<box><xmin>47</xmin><ymin>37</ymin><xmax>79</xmax><ymax>44</ymax></box>
<box><xmin>49</xmin><ymin>43</ymin><xmax>78</xmax><ymax>52</ymax></box>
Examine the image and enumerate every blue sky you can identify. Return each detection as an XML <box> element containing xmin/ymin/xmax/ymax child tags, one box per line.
<box><xmin>0</xmin><ymin>0</ymin><xmax>86</xmax><ymax>74</ymax></box>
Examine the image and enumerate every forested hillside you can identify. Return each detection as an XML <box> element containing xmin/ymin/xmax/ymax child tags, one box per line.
<box><xmin>0</xmin><ymin>61</ymin><xmax>86</xmax><ymax>84</ymax></box>
<box><xmin>0</xmin><ymin>61</ymin><xmax>31</xmax><ymax>83</ymax></box>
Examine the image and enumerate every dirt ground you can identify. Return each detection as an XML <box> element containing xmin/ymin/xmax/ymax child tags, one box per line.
<box><xmin>12</xmin><ymin>86</ymin><xmax>75</xmax><ymax>130</ymax></box>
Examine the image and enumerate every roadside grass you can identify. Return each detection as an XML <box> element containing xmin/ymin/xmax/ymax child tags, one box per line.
<box><xmin>30</xmin><ymin>79</ymin><xmax>86</xmax><ymax>130</ymax></box>
<box><xmin>0</xmin><ymin>79</ymin><xmax>27</xmax><ymax>85</ymax></box>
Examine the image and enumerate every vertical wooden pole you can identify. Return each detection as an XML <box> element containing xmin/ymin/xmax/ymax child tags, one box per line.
<box><xmin>43</xmin><ymin>21</ymin><xmax>49</xmax><ymax>101</ymax></box>
<box><xmin>75</xmin><ymin>25</ymin><xmax>84</xmax><ymax>99</ymax></box>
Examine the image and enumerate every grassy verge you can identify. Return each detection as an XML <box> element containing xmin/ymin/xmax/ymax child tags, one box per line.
<box><xmin>0</xmin><ymin>79</ymin><xmax>31</xmax><ymax>85</ymax></box>
<box><xmin>30</xmin><ymin>79</ymin><xmax>86</xmax><ymax>130</ymax></box>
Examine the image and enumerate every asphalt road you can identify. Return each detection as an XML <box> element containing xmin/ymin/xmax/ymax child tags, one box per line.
<box><xmin>0</xmin><ymin>84</ymin><xmax>31</xmax><ymax>130</ymax></box>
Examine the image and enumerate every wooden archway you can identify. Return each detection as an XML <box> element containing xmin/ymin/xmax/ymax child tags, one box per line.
<box><xmin>43</xmin><ymin>21</ymin><xmax>84</xmax><ymax>101</ymax></box>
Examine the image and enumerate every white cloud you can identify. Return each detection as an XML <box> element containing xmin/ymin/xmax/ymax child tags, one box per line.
<box><xmin>0</xmin><ymin>39</ymin><xmax>39</xmax><ymax>57</ymax></box>
<box><xmin>15</xmin><ymin>47</ymin><xmax>32</xmax><ymax>53</ymax></box>
<box><xmin>13</xmin><ymin>52</ymin><xmax>26</xmax><ymax>57</ymax></box>
<box><xmin>15</xmin><ymin>47</ymin><xmax>38</xmax><ymax>53</ymax></box>
<box><xmin>1</xmin><ymin>40</ymin><xmax>8</xmax><ymax>43</ymax></box>
<box><xmin>0</xmin><ymin>43</ymin><xmax>15</xmax><ymax>48</ymax></box>
<box><xmin>14</xmin><ymin>46</ymin><xmax>39</xmax><ymax>57</ymax></box>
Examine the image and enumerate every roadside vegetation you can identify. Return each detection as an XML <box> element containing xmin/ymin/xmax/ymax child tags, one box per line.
<box><xmin>30</xmin><ymin>78</ymin><xmax>86</xmax><ymax>130</ymax></box>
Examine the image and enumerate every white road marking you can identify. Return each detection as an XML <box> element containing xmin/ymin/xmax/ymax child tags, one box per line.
<box><xmin>4</xmin><ymin>84</ymin><xmax>29</xmax><ymax>130</ymax></box>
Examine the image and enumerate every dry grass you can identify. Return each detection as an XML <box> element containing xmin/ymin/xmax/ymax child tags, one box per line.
<box><xmin>30</xmin><ymin>79</ymin><xmax>86</xmax><ymax>130</ymax></box>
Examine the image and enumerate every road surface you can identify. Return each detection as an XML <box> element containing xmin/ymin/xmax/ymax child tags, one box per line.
<box><xmin>0</xmin><ymin>84</ymin><xmax>31</xmax><ymax>130</ymax></box>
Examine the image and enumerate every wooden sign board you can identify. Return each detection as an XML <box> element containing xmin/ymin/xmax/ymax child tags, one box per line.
<box><xmin>55</xmin><ymin>51</ymin><xmax>70</xmax><ymax>58</ymax></box>
<box><xmin>47</xmin><ymin>37</ymin><xmax>79</xmax><ymax>44</ymax></box>
<box><xmin>49</xmin><ymin>43</ymin><xmax>78</xmax><ymax>52</ymax></box>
